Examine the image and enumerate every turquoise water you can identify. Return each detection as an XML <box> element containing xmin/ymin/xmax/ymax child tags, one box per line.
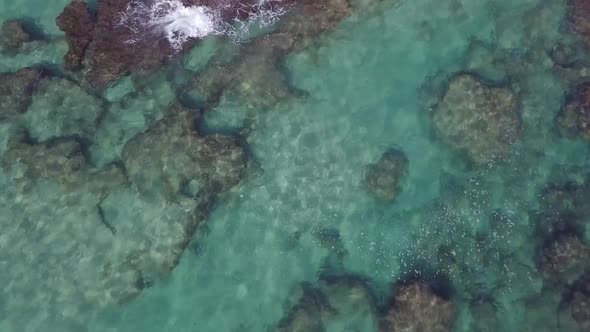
<box><xmin>1</xmin><ymin>0</ymin><xmax>590</xmax><ymax>331</ymax></box>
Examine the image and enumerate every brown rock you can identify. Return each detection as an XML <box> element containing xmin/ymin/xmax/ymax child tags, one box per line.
<box><xmin>380</xmin><ymin>281</ymin><xmax>455</xmax><ymax>332</ymax></box>
<box><xmin>56</xmin><ymin>0</ymin><xmax>95</xmax><ymax>71</ymax></box>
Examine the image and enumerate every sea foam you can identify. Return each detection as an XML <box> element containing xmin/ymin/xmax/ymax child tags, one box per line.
<box><xmin>120</xmin><ymin>0</ymin><xmax>288</xmax><ymax>51</ymax></box>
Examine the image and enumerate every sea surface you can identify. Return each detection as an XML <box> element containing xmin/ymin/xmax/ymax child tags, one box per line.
<box><xmin>1</xmin><ymin>0</ymin><xmax>589</xmax><ymax>331</ymax></box>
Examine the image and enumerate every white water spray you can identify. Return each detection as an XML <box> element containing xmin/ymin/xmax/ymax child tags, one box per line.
<box><xmin>120</xmin><ymin>0</ymin><xmax>289</xmax><ymax>51</ymax></box>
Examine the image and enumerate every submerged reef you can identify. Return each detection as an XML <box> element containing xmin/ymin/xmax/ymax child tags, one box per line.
<box><xmin>569</xmin><ymin>0</ymin><xmax>590</xmax><ymax>46</ymax></box>
<box><xmin>122</xmin><ymin>103</ymin><xmax>248</xmax><ymax>200</ymax></box>
<box><xmin>363</xmin><ymin>148</ymin><xmax>409</xmax><ymax>202</ymax></box>
<box><xmin>190</xmin><ymin>0</ymin><xmax>353</xmax><ymax>109</ymax></box>
<box><xmin>0</xmin><ymin>20</ymin><xmax>32</xmax><ymax>51</ymax></box>
<box><xmin>539</xmin><ymin>233</ymin><xmax>589</xmax><ymax>282</ymax></box>
<box><xmin>431</xmin><ymin>73</ymin><xmax>521</xmax><ymax>165</ymax></box>
<box><xmin>0</xmin><ymin>67</ymin><xmax>45</xmax><ymax>120</ymax></box>
<box><xmin>564</xmin><ymin>272</ymin><xmax>590</xmax><ymax>331</ymax></box>
<box><xmin>275</xmin><ymin>273</ymin><xmax>377</xmax><ymax>332</ymax></box>
<box><xmin>556</xmin><ymin>82</ymin><xmax>590</xmax><ymax>141</ymax></box>
<box><xmin>380</xmin><ymin>280</ymin><xmax>455</xmax><ymax>332</ymax></box>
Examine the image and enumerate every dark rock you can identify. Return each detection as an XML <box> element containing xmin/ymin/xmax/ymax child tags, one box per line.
<box><xmin>432</xmin><ymin>73</ymin><xmax>521</xmax><ymax>165</ymax></box>
<box><xmin>564</xmin><ymin>272</ymin><xmax>590</xmax><ymax>331</ymax></box>
<box><xmin>275</xmin><ymin>283</ymin><xmax>331</xmax><ymax>332</ymax></box>
<box><xmin>0</xmin><ymin>67</ymin><xmax>46</xmax><ymax>120</ymax></box>
<box><xmin>1</xmin><ymin>19</ymin><xmax>32</xmax><ymax>50</ymax></box>
<box><xmin>540</xmin><ymin>233</ymin><xmax>590</xmax><ymax>281</ymax></box>
<box><xmin>569</xmin><ymin>0</ymin><xmax>590</xmax><ymax>46</ymax></box>
<box><xmin>364</xmin><ymin>148</ymin><xmax>409</xmax><ymax>202</ymax></box>
<box><xmin>56</xmin><ymin>0</ymin><xmax>95</xmax><ymax>71</ymax></box>
<box><xmin>556</xmin><ymin>82</ymin><xmax>590</xmax><ymax>141</ymax></box>
<box><xmin>380</xmin><ymin>281</ymin><xmax>455</xmax><ymax>332</ymax></box>
<box><xmin>122</xmin><ymin>104</ymin><xmax>247</xmax><ymax>200</ymax></box>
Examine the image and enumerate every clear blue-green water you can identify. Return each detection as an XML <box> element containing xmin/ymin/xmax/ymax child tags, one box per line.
<box><xmin>1</xmin><ymin>0</ymin><xmax>590</xmax><ymax>331</ymax></box>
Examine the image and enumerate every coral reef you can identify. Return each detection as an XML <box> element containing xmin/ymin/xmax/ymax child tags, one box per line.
<box><xmin>0</xmin><ymin>19</ymin><xmax>32</xmax><ymax>50</ymax></box>
<box><xmin>432</xmin><ymin>73</ymin><xmax>521</xmax><ymax>165</ymax></box>
<box><xmin>380</xmin><ymin>281</ymin><xmax>455</xmax><ymax>332</ymax></box>
<box><xmin>363</xmin><ymin>148</ymin><xmax>409</xmax><ymax>202</ymax></box>
<box><xmin>56</xmin><ymin>0</ymin><xmax>95</xmax><ymax>71</ymax></box>
<box><xmin>556</xmin><ymin>82</ymin><xmax>590</xmax><ymax>141</ymax></box>
<box><xmin>121</xmin><ymin>104</ymin><xmax>248</xmax><ymax>201</ymax></box>
<box><xmin>0</xmin><ymin>67</ymin><xmax>46</xmax><ymax>120</ymax></box>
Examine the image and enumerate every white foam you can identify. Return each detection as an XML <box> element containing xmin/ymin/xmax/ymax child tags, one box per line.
<box><xmin>120</xmin><ymin>0</ymin><xmax>289</xmax><ymax>51</ymax></box>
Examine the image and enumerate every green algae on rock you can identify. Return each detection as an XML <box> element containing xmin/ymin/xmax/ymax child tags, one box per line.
<box><xmin>432</xmin><ymin>73</ymin><xmax>521</xmax><ymax>165</ymax></box>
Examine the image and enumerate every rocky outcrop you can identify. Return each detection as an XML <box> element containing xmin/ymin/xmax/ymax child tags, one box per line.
<box><xmin>0</xmin><ymin>19</ymin><xmax>32</xmax><ymax>50</ymax></box>
<box><xmin>363</xmin><ymin>148</ymin><xmax>409</xmax><ymax>202</ymax></box>
<box><xmin>0</xmin><ymin>67</ymin><xmax>46</xmax><ymax>120</ymax></box>
<box><xmin>432</xmin><ymin>74</ymin><xmax>521</xmax><ymax>165</ymax></box>
<box><xmin>122</xmin><ymin>104</ymin><xmax>247</xmax><ymax>201</ymax></box>
<box><xmin>380</xmin><ymin>281</ymin><xmax>455</xmax><ymax>332</ymax></box>
<box><xmin>56</xmin><ymin>0</ymin><xmax>95</xmax><ymax>71</ymax></box>
<box><xmin>556</xmin><ymin>82</ymin><xmax>590</xmax><ymax>141</ymax></box>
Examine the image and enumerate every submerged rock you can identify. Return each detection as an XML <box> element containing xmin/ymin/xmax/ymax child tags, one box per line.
<box><xmin>432</xmin><ymin>74</ymin><xmax>521</xmax><ymax>165</ymax></box>
<box><xmin>556</xmin><ymin>82</ymin><xmax>590</xmax><ymax>141</ymax></box>
<box><xmin>191</xmin><ymin>0</ymin><xmax>352</xmax><ymax>109</ymax></box>
<box><xmin>24</xmin><ymin>77</ymin><xmax>105</xmax><ymax>141</ymax></box>
<box><xmin>540</xmin><ymin>233</ymin><xmax>590</xmax><ymax>281</ymax></box>
<box><xmin>122</xmin><ymin>104</ymin><xmax>247</xmax><ymax>200</ymax></box>
<box><xmin>564</xmin><ymin>272</ymin><xmax>590</xmax><ymax>331</ymax></box>
<box><xmin>2</xmin><ymin>131</ymin><xmax>124</xmax><ymax>190</ymax></box>
<box><xmin>275</xmin><ymin>283</ymin><xmax>331</xmax><ymax>332</ymax></box>
<box><xmin>1</xmin><ymin>19</ymin><xmax>32</xmax><ymax>50</ymax></box>
<box><xmin>380</xmin><ymin>281</ymin><xmax>455</xmax><ymax>332</ymax></box>
<box><xmin>0</xmin><ymin>68</ymin><xmax>45</xmax><ymax>120</ymax></box>
<box><xmin>275</xmin><ymin>274</ymin><xmax>378</xmax><ymax>332</ymax></box>
<box><xmin>363</xmin><ymin>148</ymin><xmax>408</xmax><ymax>202</ymax></box>
<box><xmin>56</xmin><ymin>0</ymin><xmax>95</xmax><ymax>71</ymax></box>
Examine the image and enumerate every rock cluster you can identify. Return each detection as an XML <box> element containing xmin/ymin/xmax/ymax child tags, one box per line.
<box><xmin>56</xmin><ymin>0</ymin><xmax>95</xmax><ymax>71</ymax></box>
<box><xmin>432</xmin><ymin>74</ymin><xmax>521</xmax><ymax>165</ymax></box>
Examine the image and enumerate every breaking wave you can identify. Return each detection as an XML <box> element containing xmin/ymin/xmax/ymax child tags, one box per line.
<box><xmin>120</xmin><ymin>0</ymin><xmax>289</xmax><ymax>50</ymax></box>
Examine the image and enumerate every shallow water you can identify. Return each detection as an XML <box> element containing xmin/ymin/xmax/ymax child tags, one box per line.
<box><xmin>1</xmin><ymin>0</ymin><xmax>589</xmax><ymax>331</ymax></box>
